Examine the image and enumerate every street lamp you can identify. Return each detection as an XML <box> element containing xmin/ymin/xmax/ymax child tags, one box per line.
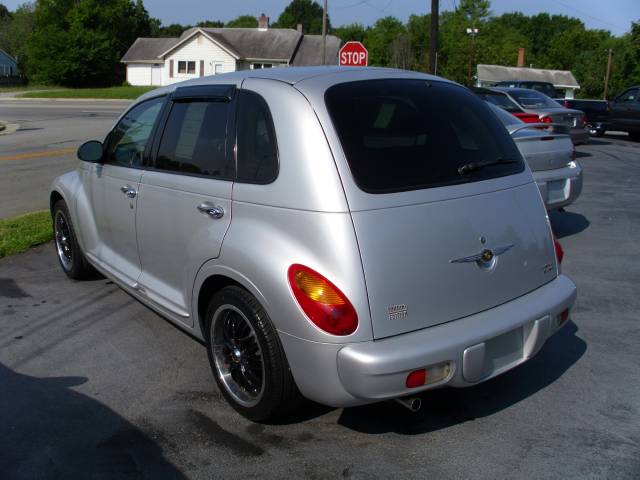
<box><xmin>466</xmin><ymin>27</ymin><xmax>479</xmax><ymax>87</ymax></box>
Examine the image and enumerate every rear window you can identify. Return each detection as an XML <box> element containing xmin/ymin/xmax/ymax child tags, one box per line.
<box><xmin>477</xmin><ymin>91</ymin><xmax>522</xmax><ymax>113</ymax></box>
<box><xmin>509</xmin><ymin>90</ymin><xmax>561</xmax><ymax>109</ymax></box>
<box><xmin>325</xmin><ymin>79</ymin><xmax>524</xmax><ymax>194</ymax></box>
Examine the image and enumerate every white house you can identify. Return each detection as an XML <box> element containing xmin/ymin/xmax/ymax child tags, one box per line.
<box><xmin>121</xmin><ymin>15</ymin><xmax>341</xmax><ymax>87</ymax></box>
<box><xmin>476</xmin><ymin>64</ymin><xmax>581</xmax><ymax>99</ymax></box>
<box><xmin>0</xmin><ymin>48</ymin><xmax>18</xmax><ymax>76</ymax></box>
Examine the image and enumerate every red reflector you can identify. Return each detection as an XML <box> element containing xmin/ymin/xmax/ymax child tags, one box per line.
<box><xmin>288</xmin><ymin>264</ymin><xmax>358</xmax><ymax>335</ymax></box>
<box><xmin>540</xmin><ymin>116</ymin><xmax>553</xmax><ymax>123</ymax></box>
<box><xmin>406</xmin><ymin>369</ymin><xmax>426</xmax><ymax>388</ymax></box>
<box><xmin>559</xmin><ymin>308</ymin><xmax>569</xmax><ymax>325</ymax></box>
<box><xmin>554</xmin><ymin>237</ymin><xmax>564</xmax><ymax>264</ymax></box>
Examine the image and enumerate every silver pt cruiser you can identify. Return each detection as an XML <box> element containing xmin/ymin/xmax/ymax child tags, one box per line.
<box><xmin>50</xmin><ymin>67</ymin><xmax>577</xmax><ymax>421</ymax></box>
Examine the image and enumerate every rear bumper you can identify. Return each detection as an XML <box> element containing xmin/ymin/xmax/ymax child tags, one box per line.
<box><xmin>534</xmin><ymin>161</ymin><xmax>583</xmax><ymax>210</ymax></box>
<box><xmin>279</xmin><ymin>275</ymin><xmax>577</xmax><ymax>407</ymax></box>
<box><xmin>570</xmin><ymin>127</ymin><xmax>590</xmax><ymax>145</ymax></box>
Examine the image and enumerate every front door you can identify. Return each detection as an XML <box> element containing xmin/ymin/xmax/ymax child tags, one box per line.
<box><xmin>610</xmin><ymin>88</ymin><xmax>639</xmax><ymax>130</ymax></box>
<box><xmin>88</xmin><ymin>96</ymin><xmax>165</xmax><ymax>286</ymax></box>
<box><xmin>135</xmin><ymin>86</ymin><xmax>235</xmax><ymax>324</ymax></box>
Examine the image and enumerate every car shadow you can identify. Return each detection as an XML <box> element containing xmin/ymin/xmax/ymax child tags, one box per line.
<box><xmin>575</xmin><ymin>150</ymin><xmax>591</xmax><ymax>158</ymax></box>
<box><xmin>337</xmin><ymin>321</ymin><xmax>585</xmax><ymax>435</ymax></box>
<box><xmin>549</xmin><ymin>210</ymin><xmax>590</xmax><ymax>238</ymax></box>
<box><xmin>587</xmin><ymin>138</ymin><xmax>613</xmax><ymax>145</ymax></box>
<box><xmin>0</xmin><ymin>362</ymin><xmax>185</xmax><ymax>479</ymax></box>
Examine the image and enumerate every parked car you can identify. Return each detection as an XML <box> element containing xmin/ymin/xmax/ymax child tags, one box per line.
<box><xmin>495</xmin><ymin>87</ymin><xmax>590</xmax><ymax>145</ymax></box>
<box><xmin>608</xmin><ymin>86</ymin><xmax>640</xmax><ymax>140</ymax></box>
<box><xmin>473</xmin><ymin>87</ymin><xmax>540</xmax><ymax>123</ymax></box>
<box><xmin>562</xmin><ymin>99</ymin><xmax>610</xmax><ymax>137</ymax></box>
<box><xmin>489</xmin><ymin>104</ymin><xmax>583</xmax><ymax>210</ymax></box>
<box><xmin>493</xmin><ymin>80</ymin><xmax>559</xmax><ymax>99</ymax></box>
<box><xmin>50</xmin><ymin>67</ymin><xmax>576</xmax><ymax>421</ymax></box>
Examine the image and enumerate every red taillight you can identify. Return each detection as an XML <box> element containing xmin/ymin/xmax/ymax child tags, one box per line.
<box><xmin>539</xmin><ymin>116</ymin><xmax>553</xmax><ymax>123</ymax></box>
<box><xmin>559</xmin><ymin>308</ymin><xmax>569</xmax><ymax>326</ymax></box>
<box><xmin>554</xmin><ymin>237</ymin><xmax>564</xmax><ymax>264</ymax></box>
<box><xmin>287</xmin><ymin>264</ymin><xmax>358</xmax><ymax>335</ymax></box>
<box><xmin>513</xmin><ymin>113</ymin><xmax>539</xmax><ymax>123</ymax></box>
<box><xmin>406</xmin><ymin>369</ymin><xmax>426</xmax><ymax>388</ymax></box>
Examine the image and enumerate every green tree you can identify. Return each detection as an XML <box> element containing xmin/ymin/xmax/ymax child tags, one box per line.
<box><xmin>197</xmin><ymin>20</ymin><xmax>224</xmax><ymax>28</ymax></box>
<box><xmin>366</xmin><ymin>16</ymin><xmax>408</xmax><ymax>67</ymax></box>
<box><xmin>272</xmin><ymin>0</ymin><xmax>329</xmax><ymax>34</ymax></box>
<box><xmin>0</xmin><ymin>3</ymin><xmax>35</xmax><ymax>72</ymax></box>
<box><xmin>26</xmin><ymin>0</ymin><xmax>153</xmax><ymax>87</ymax></box>
<box><xmin>151</xmin><ymin>22</ymin><xmax>190</xmax><ymax>37</ymax></box>
<box><xmin>407</xmin><ymin>14</ymin><xmax>430</xmax><ymax>71</ymax></box>
<box><xmin>333</xmin><ymin>22</ymin><xmax>367</xmax><ymax>43</ymax></box>
<box><xmin>0</xmin><ymin>3</ymin><xmax>11</xmax><ymax>20</ymax></box>
<box><xmin>225</xmin><ymin>15</ymin><xmax>257</xmax><ymax>28</ymax></box>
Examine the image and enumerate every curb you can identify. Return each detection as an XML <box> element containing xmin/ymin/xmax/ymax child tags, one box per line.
<box><xmin>1</xmin><ymin>97</ymin><xmax>133</xmax><ymax>103</ymax></box>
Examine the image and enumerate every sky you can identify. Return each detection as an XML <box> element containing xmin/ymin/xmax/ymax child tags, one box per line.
<box><xmin>2</xmin><ymin>0</ymin><xmax>638</xmax><ymax>36</ymax></box>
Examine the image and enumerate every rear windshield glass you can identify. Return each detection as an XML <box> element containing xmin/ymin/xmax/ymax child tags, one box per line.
<box><xmin>509</xmin><ymin>90</ymin><xmax>561</xmax><ymax>109</ymax></box>
<box><xmin>325</xmin><ymin>79</ymin><xmax>524</xmax><ymax>194</ymax></box>
<box><xmin>477</xmin><ymin>91</ymin><xmax>522</xmax><ymax>113</ymax></box>
<box><xmin>488</xmin><ymin>103</ymin><xmax>523</xmax><ymax>126</ymax></box>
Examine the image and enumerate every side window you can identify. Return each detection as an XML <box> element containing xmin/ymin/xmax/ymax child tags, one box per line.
<box><xmin>236</xmin><ymin>90</ymin><xmax>278</xmax><ymax>184</ymax></box>
<box><xmin>618</xmin><ymin>89</ymin><xmax>639</xmax><ymax>102</ymax></box>
<box><xmin>155</xmin><ymin>100</ymin><xmax>233</xmax><ymax>179</ymax></box>
<box><xmin>104</xmin><ymin>97</ymin><xmax>164</xmax><ymax>167</ymax></box>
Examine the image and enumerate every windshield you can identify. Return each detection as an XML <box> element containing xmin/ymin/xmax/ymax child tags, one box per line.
<box><xmin>509</xmin><ymin>90</ymin><xmax>561</xmax><ymax>109</ymax></box>
<box><xmin>325</xmin><ymin>79</ymin><xmax>524</xmax><ymax>194</ymax></box>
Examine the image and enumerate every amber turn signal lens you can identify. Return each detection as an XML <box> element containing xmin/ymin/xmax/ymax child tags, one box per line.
<box><xmin>288</xmin><ymin>264</ymin><xmax>358</xmax><ymax>336</ymax></box>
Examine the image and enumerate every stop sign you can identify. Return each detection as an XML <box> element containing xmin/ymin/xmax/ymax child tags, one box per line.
<box><xmin>339</xmin><ymin>41</ymin><xmax>368</xmax><ymax>67</ymax></box>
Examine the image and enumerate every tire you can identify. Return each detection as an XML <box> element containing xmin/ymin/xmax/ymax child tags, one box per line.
<box><xmin>52</xmin><ymin>200</ymin><xmax>95</xmax><ymax>280</ymax></box>
<box><xmin>205</xmin><ymin>286</ymin><xmax>300</xmax><ymax>422</ymax></box>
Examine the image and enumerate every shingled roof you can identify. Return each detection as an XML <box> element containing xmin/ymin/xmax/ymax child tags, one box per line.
<box><xmin>291</xmin><ymin>35</ymin><xmax>340</xmax><ymax>66</ymax></box>
<box><xmin>477</xmin><ymin>64</ymin><xmax>580</xmax><ymax>89</ymax></box>
<box><xmin>121</xmin><ymin>37</ymin><xmax>180</xmax><ymax>63</ymax></box>
<box><xmin>121</xmin><ymin>27</ymin><xmax>341</xmax><ymax>65</ymax></box>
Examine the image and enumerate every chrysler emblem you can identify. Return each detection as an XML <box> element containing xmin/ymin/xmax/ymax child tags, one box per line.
<box><xmin>450</xmin><ymin>244</ymin><xmax>514</xmax><ymax>267</ymax></box>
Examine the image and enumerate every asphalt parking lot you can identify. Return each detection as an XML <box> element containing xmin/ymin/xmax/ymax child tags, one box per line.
<box><xmin>1</xmin><ymin>135</ymin><xmax>639</xmax><ymax>479</ymax></box>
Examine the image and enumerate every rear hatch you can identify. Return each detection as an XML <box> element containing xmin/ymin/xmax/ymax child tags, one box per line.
<box><xmin>325</xmin><ymin>79</ymin><xmax>558</xmax><ymax>339</ymax></box>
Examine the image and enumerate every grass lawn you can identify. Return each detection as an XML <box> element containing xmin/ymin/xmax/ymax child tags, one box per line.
<box><xmin>20</xmin><ymin>85</ymin><xmax>155</xmax><ymax>100</ymax></box>
<box><xmin>0</xmin><ymin>211</ymin><xmax>53</xmax><ymax>258</ymax></box>
<box><xmin>0</xmin><ymin>85</ymin><xmax>64</xmax><ymax>93</ymax></box>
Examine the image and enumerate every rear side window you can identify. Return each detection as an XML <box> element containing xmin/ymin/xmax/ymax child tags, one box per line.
<box><xmin>236</xmin><ymin>90</ymin><xmax>278</xmax><ymax>183</ymax></box>
<box><xmin>325</xmin><ymin>79</ymin><xmax>523</xmax><ymax>193</ymax></box>
<box><xmin>155</xmin><ymin>100</ymin><xmax>233</xmax><ymax>179</ymax></box>
<box><xmin>478</xmin><ymin>92</ymin><xmax>522</xmax><ymax>113</ymax></box>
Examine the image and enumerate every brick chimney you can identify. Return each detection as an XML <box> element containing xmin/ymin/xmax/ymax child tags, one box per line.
<box><xmin>258</xmin><ymin>13</ymin><xmax>269</xmax><ymax>30</ymax></box>
<box><xmin>517</xmin><ymin>48</ymin><xmax>525</xmax><ymax>67</ymax></box>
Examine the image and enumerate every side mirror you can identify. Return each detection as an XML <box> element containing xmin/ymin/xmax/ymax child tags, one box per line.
<box><xmin>77</xmin><ymin>140</ymin><xmax>104</xmax><ymax>163</ymax></box>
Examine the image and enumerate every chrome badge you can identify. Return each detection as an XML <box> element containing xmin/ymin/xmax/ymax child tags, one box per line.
<box><xmin>388</xmin><ymin>304</ymin><xmax>408</xmax><ymax>320</ymax></box>
<box><xmin>450</xmin><ymin>244</ymin><xmax>514</xmax><ymax>270</ymax></box>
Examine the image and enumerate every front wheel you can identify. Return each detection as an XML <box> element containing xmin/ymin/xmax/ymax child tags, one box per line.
<box><xmin>205</xmin><ymin>286</ymin><xmax>300</xmax><ymax>422</ymax></box>
<box><xmin>52</xmin><ymin>200</ymin><xmax>95</xmax><ymax>279</ymax></box>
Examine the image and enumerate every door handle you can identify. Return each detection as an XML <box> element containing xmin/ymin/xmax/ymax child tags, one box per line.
<box><xmin>120</xmin><ymin>185</ymin><xmax>137</xmax><ymax>198</ymax></box>
<box><xmin>197</xmin><ymin>203</ymin><xmax>224</xmax><ymax>219</ymax></box>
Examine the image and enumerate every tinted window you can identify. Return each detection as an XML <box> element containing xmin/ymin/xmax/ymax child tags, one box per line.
<box><xmin>155</xmin><ymin>100</ymin><xmax>232</xmax><ymax>178</ymax></box>
<box><xmin>521</xmin><ymin>82</ymin><xmax>556</xmax><ymax>98</ymax></box>
<box><xmin>104</xmin><ymin>96</ymin><xmax>164</xmax><ymax>167</ymax></box>
<box><xmin>618</xmin><ymin>88</ymin><xmax>639</xmax><ymax>102</ymax></box>
<box><xmin>236</xmin><ymin>91</ymin><xmax>278</xmax><ymax>183</ymax></box>
<box><xmin>325</xmin><ymin>80</ymin><xmax>523</xmax><ymax>193</ymax></box>
<box><xmin>509</xmin><ymin>90</ymin><xmax>561</xmax><ymax>109</ymax></box>
<box><xmin>477</xmin><ymin>92</ymin><xmax>522</xmax><ymax>113</ymax></box>
<box><xmin>488</xmin><ymin>103</ymin><xmax>523</xmax><ymax>126</ymax></box>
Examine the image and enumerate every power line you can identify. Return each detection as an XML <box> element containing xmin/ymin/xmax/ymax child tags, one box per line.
<box><xmin>548</xmin><ymin>0</ymin><xmax>627</xmax><ymax>31</ymax></box>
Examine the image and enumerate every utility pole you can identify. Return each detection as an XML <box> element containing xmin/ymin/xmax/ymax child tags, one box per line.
<box><xmin>322</xmin><ymin>0</ymin><xmax>328</xmax><ymax>65</ymax></box>
<box><xmin>429</xmin><ymin>0</ymin><xmax>439</xmax><ymax>74</ymax></box>
<box><xmin>466</xmin><ymin>27</ymin><xmax>478</xmax><ymax>87</ymax></box>
<box><xmin>603</xmin><ymin>48</ymin><xmax>613</xmax><ymax>100</ymax></box>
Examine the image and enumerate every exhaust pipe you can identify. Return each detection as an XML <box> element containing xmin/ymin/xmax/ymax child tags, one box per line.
<box><xmin>395</xmin><ymin>396</ymin><xmax>422</xmax><ymax>412</ymax></box>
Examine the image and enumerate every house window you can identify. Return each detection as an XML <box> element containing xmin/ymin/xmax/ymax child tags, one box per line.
<box><xmin>252</xmin><ymin>63</ymin><xmax>273</xmax><ymax>69</ymax></box>
<box><xmin>178</xmin><ymin>61</ymin><xmax>196</xmax><ymax>74</ymax></box>
<box><xmin>214</xmin><ymin>64</ymin><xmax>223</xmax><ymax>75</ymax></box>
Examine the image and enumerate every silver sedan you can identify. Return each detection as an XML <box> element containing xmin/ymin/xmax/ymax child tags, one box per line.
<box><xmin>490</xmin><ymin>104</ymin><xmax>583</xmax><ymax>210</ymax></box>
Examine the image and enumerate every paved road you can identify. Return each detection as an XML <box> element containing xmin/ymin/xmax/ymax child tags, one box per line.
<box><xmin>1</xmin><ymin>137</ymin><xmax>639</xmax><ymax>479</ymax></box>
<box><xmin>0</xmin><ymin>99</ymin><xmax>129</xmax><ymax>218</ymax></box>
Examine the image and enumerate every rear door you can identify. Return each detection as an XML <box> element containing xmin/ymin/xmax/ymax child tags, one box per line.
<box><xmin>324</xmin><ymin>79</ymin><xmax>557</xmax><ymax>339</ymax></box>
<box><xmin>135</xmin><ymin>85</ymin><xmax>235</xmax><ymax>323</ymax></box>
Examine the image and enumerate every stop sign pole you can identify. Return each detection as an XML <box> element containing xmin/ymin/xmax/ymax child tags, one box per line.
<box><xmin>339</xmin><ymin>41</ymin><xmax>368</xmax><ymax>67</ymax></box>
